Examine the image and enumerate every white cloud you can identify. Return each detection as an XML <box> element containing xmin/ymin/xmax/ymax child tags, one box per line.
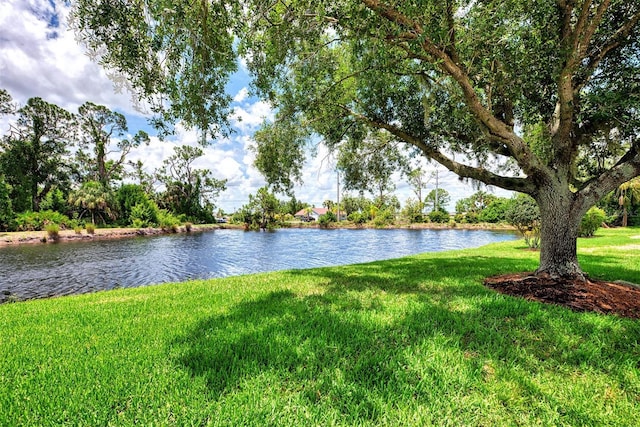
<box><xmin>233</xmin><ymin>87</ymin><xmax>249</xmax><ymax>103</ymax></box>
<box><xmin>127</xmin><ymin>137</ymin><xmax>176</xmax><ymax>174</ymax></box>
<box><xmin>230</xmin><ymin>100</ymin><xmax>272</xmax><ymax>133</ymax></box>
<box><xmin>173</xmin><ymin>123</ymin><xmax>201</xmax><ymax>147</ymax></box>
<box><xmin>0</xmin><ymin>0</ymin><xmax>138</xmax><ymax>114</ymax></box>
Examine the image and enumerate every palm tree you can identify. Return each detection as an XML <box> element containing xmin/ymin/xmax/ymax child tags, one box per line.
<box><xmin>616</xmin><ymin>177</ymin><xmax>640</xmax><ymax>227</ymax></box>
<box><xmin>69</xmin><ymin>181</ymin><xmax>115</xmax><ymax>225</ymax></box>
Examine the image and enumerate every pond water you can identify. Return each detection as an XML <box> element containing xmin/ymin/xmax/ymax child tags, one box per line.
<box><xmin>0</xmin><ymin>228</ymin><xmax>517</xmax><ymax>303</ymax></box>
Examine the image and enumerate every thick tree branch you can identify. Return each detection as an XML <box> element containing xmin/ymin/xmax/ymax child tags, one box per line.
<box><xmin>553</xmin><ymin>0</ymin><xmax>580</xmax><ymax>153</ymax></box>
<box><xmin>360</xmin><ymin>0</ymin><xmax>545</xmax><ymax>179</ymax></box>
<box><xmin>360</xmin><ymin>0</ymin><xmax>423</xmax><ymax>33</ymax></box>
<box><xmin>445</xmin><ymin>0</ymin><xmax>460</xmax><ymax>65</ymax></box>
<box><xmin>580</xmin><ymin>144</ymin><xmax>640</xmax><ymax>207</ymax></box>
<box><xmin>569</xmin><ymin>0</ymin><xmax>593</xmax><ymax>52</ymax></box>
<box><xmin>441</xmin><ymin>127</ymin><xmax>512</xmax><ymax>158</ymax></box>
<box><xmin>341</xmin><ymin>105</ymin><xmax>535</xmax><ymax>194</ymax></box>
<box><xmin>573</xmin><ymin>0</ymin><xmax>594</xmax><ymax>56</ymax></box>
<box><xmin>579</xmin><ymin>0</ymin><xmax>611</xmax><ymax>58</ymax></box>
<box><xmin>557</xmin><ymin>1</ymin><xmax>622</xmax><ymax>121</ymax></box>
<box><xmin>576</xmin><ymin>9</ymin><xmax>640</xmax><ymax>91</ymax></box>
<box><xmin>557</xmin><ymin>0</ymin><xmax>575</xmax><ymax>47</ymax></box>
<box><xmin>553</xmin><ymin>1</ymin><xmax>611</xmax><ymax>175</ymax></box>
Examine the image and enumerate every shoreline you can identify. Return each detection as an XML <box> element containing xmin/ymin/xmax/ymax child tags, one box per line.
<box><xmin>0</xmin><ymin>221</ymin><xmax>517</xmax><ymax>247</ymax></box>
<box><xmin>0</xmin><ymin>223</ymin><xmax>242</xmax><ymax>246</ymax></box>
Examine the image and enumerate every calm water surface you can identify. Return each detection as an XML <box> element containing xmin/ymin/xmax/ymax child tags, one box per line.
<box><xmin>0</xmin><ymin>228</ymin><xmax>516</xmax><ymax>303</ymax></box>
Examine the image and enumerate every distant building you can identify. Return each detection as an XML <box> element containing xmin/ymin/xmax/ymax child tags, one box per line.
<box><xmin>294</xmin><ymin>207</ymin><xmax>329</xmax><ymax>221</ymax></box>
<box><xmin>294</xmin><ymin>207</ymin><xmax>347</xmax><ymax>221</ymax></box>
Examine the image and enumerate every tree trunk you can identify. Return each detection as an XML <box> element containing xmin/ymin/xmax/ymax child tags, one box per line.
<box><xmin>31</xmin><ymin>179</ymin><xmax>38</xmax><ymax>212</ymax></box>
<box><xmin>535</xmin><ymin>187</ymin><xmax>585</xmax><ymax>280</ymax></box>
<box><xmin>97</xmin><ymin>141</ymin><xmax>107</xmax><ymax>187</ymax></box>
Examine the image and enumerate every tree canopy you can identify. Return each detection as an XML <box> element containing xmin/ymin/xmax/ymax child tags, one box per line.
<box><xmin>70</xmin><ymin>0</ymin><xmax>239</xmax><ymax>138</ymax></box>
<box><xmin>156</xmin><ymin>145</ymin><xmax>227</xmax><ymax>221</ymax></box>
<box><xmin>0</xmin><ymin>89</ymin><xmax>14</xmax><ymax>115</ymax></box>
<box><xmin>0</xmin><ymin>98</ymin><xmax>75</xmax><ymax>212</ymax></box>
<box><xmin>425</xmin><ymin>188</ymin><xmax>451</xmax><ymax>213</ymax></box>
<box><xmin>337</xmin><ymin>129</ymin><xmax>409</xmax><ymax>205</ymax></box>
<box><xmin>71</xmin><ymin>1</ymin><xmax>640</xmax><ymax>279</ymax></box>
<box><xmin>75</xmin><ymin>102</ymin><xmax>150</xmax><ymax>187</ymax></box>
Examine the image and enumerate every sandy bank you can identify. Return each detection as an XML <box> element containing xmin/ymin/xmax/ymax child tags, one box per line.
<box><xmin>0</xmin><ymin>224</ymin><xmax>243</xmax><ymax>246</ymax></box>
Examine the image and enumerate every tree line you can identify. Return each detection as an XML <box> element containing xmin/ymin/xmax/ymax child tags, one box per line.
<box><xmin>3</xmin><ymin>86</ymin><xmax>635</xmax><ymax>239</ymax></box>
<box><xmin>0</xmin><ymin>89</ymin><xmax>226</xmax><ymax>232</ymax></box>
<box><xmin>234</xmin><ymin>180</ymin><xmax>638</xmax><ymax>243</ymax></box>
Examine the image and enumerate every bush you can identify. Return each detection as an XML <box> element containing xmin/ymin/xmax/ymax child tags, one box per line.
<box><xmin>523</xmin><ymin>229</ymin><xmax>541</xmax><ymax>249</ymax></box>
<box><xmin>39</xmin><ymin>188</ymin><xmax>69</xmax><ymax>214</ymax></box>
<box><xmin>130</xmin><ymin>199</ymin><xmax>160</xmax><ymax>228</ymax></box>
<box><xmin>373</xmin><ymin>209</ymin><xmax>395</xmax><ymax>227</ymax></box>
<box><xmin>505</xmin><ymin>194</ymin><xmax>541</xmax><ymax>249</ymax></box>
<box><xmin>428</xmin><ymin>210</ymin><xmax>449</xmax><ymax>223</ymax></box>
<box><xmin>45</xmin><ymin>223</ymin><xmax>60</xmax><ymax>241</ymax></box>
<box><xmin>348</xmin><ymin>212</ymin><xmax>368</xmax><ymax>225</ymax></box>
<box><xmin>158</xmin><ymin>210</ymin><xmax>181</xmax><ymax>232</ymax></box>
<box><xmin>465</xmin><ymin>212</ymin><xmax>479</xmax><ymax>224</ymax></box>
<box><xmin>232</xmin><ymin>205</ymin><xmax>262</xmax><ymax>230</ymax></box>
<box><xmin>579</xmin><ymin>207</ymin><xmax>606</xmax><ymax>237</ymax></box>
<box><xmin>116</xmin><ymin>184</ymin><xmax>151</xmax><ymax>226</ymax></box>
<box><xmin>318</xmin><ymin>211</ymin><xmax>336</xmax><ymax>227</ymax></box>
<box><xmin>478</xmin><ymin>199</ymin><xmax>509</xmax><ymax>223</ymax></box>
<box><xmin>402</xmin><ymin>198</ymin><xmax>425</xmax><ymax>223</ymax></box>
<box><xmin>14</xmin><ymin>210</ymin><xmax>73</xmax><ymax>231</ymax></box>
<box><xmin>85</xmin><ymin>223</ymin><xmax>96</xmax><ymax>234</ymax></box>
<box><xmin>281</xmin><ymin>213</ymin><xmax>294</xmax><ymax>222</ymax></box>
<box><xmin>0</xmin><ymin>176</ymin><xmax>14</xmax><ymax>231</ymax></box>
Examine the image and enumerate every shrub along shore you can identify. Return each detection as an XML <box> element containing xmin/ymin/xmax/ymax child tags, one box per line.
<box><xmin>0</xmin><ymin>227</ymin><xmax>638</xmax><ymax>425</ymax></box>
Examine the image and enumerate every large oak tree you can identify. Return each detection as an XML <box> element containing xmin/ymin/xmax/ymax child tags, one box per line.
<box><xmin>72</xmin><ymin>0</ymin><xmax>640</xmax><ymax>279</ymax></box>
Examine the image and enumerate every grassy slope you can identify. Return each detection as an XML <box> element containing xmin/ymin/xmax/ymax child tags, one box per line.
<box><xmin>0</xmin><ymin>228</ymin><xmax>638</xmax><ymax>426</ymax></box>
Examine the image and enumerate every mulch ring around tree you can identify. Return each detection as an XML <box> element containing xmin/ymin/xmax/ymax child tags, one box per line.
<box><xmin>484</xmin><ymin>273</ymin><xmax>640</xmax><ymax>319</ymax></box>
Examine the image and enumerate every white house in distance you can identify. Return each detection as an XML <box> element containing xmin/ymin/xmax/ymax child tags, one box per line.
<box><xmin>294</xmin><ymin>207</ymin><xmax>349</xmax><ymax>221</ymax></box>
<box><xmin>294</xmin><ymin>207</ymin><xmax>330</xmax><ymax>221</ymax></box>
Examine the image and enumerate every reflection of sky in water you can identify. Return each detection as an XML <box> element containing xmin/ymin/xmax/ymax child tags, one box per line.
<box><xmin>0</xmin><ymin>228</ymin><xmax>517</xmax><ymax>302</ymax></box>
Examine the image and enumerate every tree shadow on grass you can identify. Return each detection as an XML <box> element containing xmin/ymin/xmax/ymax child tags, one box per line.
<box><xmin>579</xmin><ymin>253</ymin><xmax>640</xmax><ymax>284</ymax></box>
<box><xmin>288</xmin><ymin>252</ymin><xmax>539</xmax><ymax>296</ymax></box>
<box><xmin>171</xmin><ymin>252</ymin><xmax>640</xmax><ymax>424</ymax></box>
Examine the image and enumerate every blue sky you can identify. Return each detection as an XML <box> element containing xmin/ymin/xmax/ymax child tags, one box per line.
<box><xmin>0</xmin><ymin>0</ymin><xmax>511</xmax><ymax>213</ymax></box>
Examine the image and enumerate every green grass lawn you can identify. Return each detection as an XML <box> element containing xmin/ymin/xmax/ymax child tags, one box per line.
<box><xmin>1</xmin><ymin>228</ymin><xmax>639</xmax><ymax>426</ymax></box>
